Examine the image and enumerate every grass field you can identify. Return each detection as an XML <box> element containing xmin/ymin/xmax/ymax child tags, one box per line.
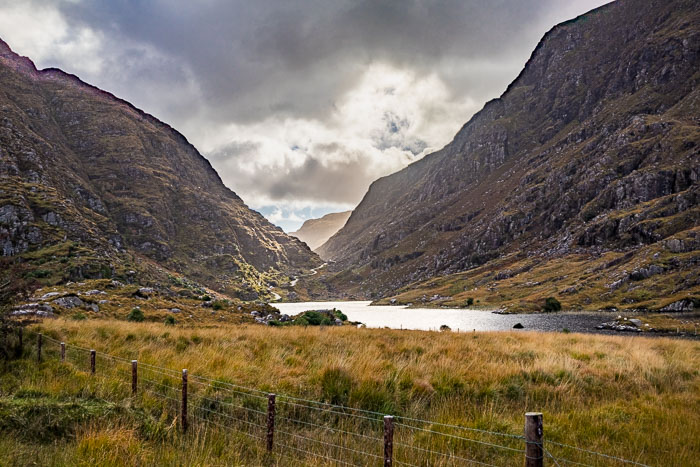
<box><xmin>1</xmin><ymin>319</ymin><xmax>699</xmax><ymax>466</ymax></box>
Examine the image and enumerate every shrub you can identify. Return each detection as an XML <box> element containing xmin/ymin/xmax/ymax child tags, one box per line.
<box><xmin>543</xmin><ymin>297</ymin><xmax>562</xmax><ymax>312</ymax></box>
<box><xmin>466</xmin><ymin>297</ymin><xmax>474</xmax><ymax>306</ymax></box>
<box><xmin>439</xmin><ymin>325</ymin><xmax>451</xmax><ymax>332</ymax></box>
<box><xmin>294</xmin><ymin>311</ymin><xmax>332</xmax><ymax>326</ymax></box>
<box><xmin>126</xmin><ymin>308</ymin><xmax>144</xmax><ymax>322</ymax></box>
<box><xmin>24</xmin><ymin>269</ymin><xmax>50</xmax><ymax>279</ymax></box>
<box><xmin>164</xmin><ymin>315</ymin><xmax>176</xmax><ymax>326</ymax></box>
<box><xmin>200</xmin><ymin>295</ymin><xmax>211</xmax><ymax>301</ymax></box>
<box><xmin>212</xmin><ymin>301</ymin><xmax>224</xmax><ymax>310</ymax></box>
<box><xmin>333</xmin><ymin>309</ymin><xmax>348</xmax><ymax>321</ymax></box>
<box><xmin>72</xmin><ymin>312</ymin><xmax>87</xmax><ymax>321</ymax></box>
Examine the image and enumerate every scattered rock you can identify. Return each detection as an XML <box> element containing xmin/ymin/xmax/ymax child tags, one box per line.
<box><xmin>84</xmin><ymin>289</ymin><xmax>106</xmax><ymax>296</ymax></box>
<box><xmin>513</xmin><ymin>323</ymin><xmax>524</xmax><ymax>329</ymax></box>
<box><xmin>53</xmin><ymin>296</ymin><xmax>84</xmax><ymax>308</ymax></box>
<box><xmin>660</xmin><ymin>299</ymin><xmax>696</xmax><ymax>312</ymax></box>
<box><xmin>169</xmin><ymin>308</ymin><xmax>181</xmax><ymax>313</ymax></box>
<box><xmin>628</xmin><ymin>318</ymin><xmax>642</xmax><ymax>327</ymax></box>
<box><xmin>596</xmin><ymin>320</ymin><xmax>642</xmax><ymax>332</ymax></box>
<box><xmin>40</xmin><ymin>292</ymin><xmax>61</xmax><ymax>300</ymax></box>
<box><xmin>11</xmin><ymin>303</ymin><xmax>54</xmax><ymax>318</ymax></box>
<box><xmin>86</xmin><ymin>303</ymin><xmax>99</xmax><ymax>313</ymax></box>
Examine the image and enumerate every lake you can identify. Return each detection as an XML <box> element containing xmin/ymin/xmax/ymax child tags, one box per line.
<box><xmin>274</xmin><ymin>301</ymin><xmax>623</xmax><ymax>333</ymax></box>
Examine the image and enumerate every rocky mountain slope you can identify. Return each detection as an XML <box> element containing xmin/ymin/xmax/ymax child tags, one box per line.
<box><xmin>0</xmin><ymin>38</ymin><xmax>320</xmax><ymax>303</ymax></box>
<box><xmin>317</xmin><ymin>0</ymin><xmax>700</xmax><ymax>311</ymax></box>
<box><xmin>289</xmin><ymin>211</ymin><xmax>352</xmax><ymax>252</ymax></box>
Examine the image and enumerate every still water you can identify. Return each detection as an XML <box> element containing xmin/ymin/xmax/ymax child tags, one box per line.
<box><xmin>274</xmin><ymin>301</ymin><xmax>618</xmax><ymax>333</ymax></box>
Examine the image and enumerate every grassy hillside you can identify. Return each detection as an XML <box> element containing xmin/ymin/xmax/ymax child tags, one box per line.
<box><xmin>1</xmin><ymin>319</ymin><xmax>698</xmax><ymax>465</ymax></box>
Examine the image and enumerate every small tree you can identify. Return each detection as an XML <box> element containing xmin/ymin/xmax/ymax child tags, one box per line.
<box><xmin>127</xmin><ymin>307</ymin><xmax>145</xmax><ymax>322</ymax></box>
<box><xmin>543</xmin><ymin>297</ymin><xmax>562</xmax><ymax>312</ymax></box>
<box><xmin>466</xmin><ymin>297</ymin><xmax>474</xmax><ymax>306</ymax></box>
<box><xmin>164</xmin><ymin>315</ymin><xmax>176</xmax><ymax>326</ymax></box>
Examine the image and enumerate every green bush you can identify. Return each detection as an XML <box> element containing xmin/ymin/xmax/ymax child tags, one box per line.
<box><xmin>164</xmin><ymin>315</ymin><xmax>176</xmax><ymax>326</ymax></box>
<box><xmin>333</xmin><ymin>309</ymin><xmax>348</xmax><ymax>321</ymax></box>
<box><xmin>71</xmin><ymin>312</ymin><xmax>87</xmax><ymax>321</ymax></box>
<box><xmin>466</xmin><ymin>297</ymin><xmax>474</xmax><ymax>306</ymax></box>
<box><xmin>212</xmin><ymin>300</ymin><xmax>225</xmax><ymax>311</ymax></box>
<box><xmin>543</xmin><ymin>297</ymin><xmax>562</xmax><ymax>312</ymax></box>
<box><xmin>294</xmin><ymin>311</ymin><xmax>329</xmax><ymax>326</ymax></box>
<box><xmin>126</xmin><ymin>308</ymin><xmax>144</xmax><ymax>322</ymax></box>
<box><xmin>24</xmin><ymin>269</ymin><xmax>50</xmax><ymax>279</ymax></box>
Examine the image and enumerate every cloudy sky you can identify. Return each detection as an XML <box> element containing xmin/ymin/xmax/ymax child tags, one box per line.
<box><xmin>0</xmin><ymin>0</ymin><xmax>608</xmax><ymax>231</ymax></box>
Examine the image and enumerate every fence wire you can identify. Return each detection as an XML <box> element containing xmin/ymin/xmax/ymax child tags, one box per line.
<box><xmin>26</xmin><ymin>331</ymin><xmax>653</xmax><ymax>466</ymax></box>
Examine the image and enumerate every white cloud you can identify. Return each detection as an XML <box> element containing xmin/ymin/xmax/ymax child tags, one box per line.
<box><xmin>0</xmin><ymin>2</ymin><xmax>104</xmax><ymax>75</ymax></box>
<box><xmin>0</xmin><ymin>0</ymin><xmax>611</xmax><ymax>231</ymax></box>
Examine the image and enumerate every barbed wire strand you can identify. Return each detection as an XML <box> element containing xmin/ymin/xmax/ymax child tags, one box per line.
<box><xmin>545</xmin><ymin>440</ymin><xmax>650</xmax><ymax>467</ymax></box>
<box><xmin>275</xmin><ymin>428</ymin><xmax>383</xmax><ymax>460</ymax></box>
<box><xmin>395</xmin><ymin>422</ymin><xmax>524</xmax><ymax>453</ymax></box>
<box><xmin>276</xmin><ymin>414</ymin><xmax>382</xmax><ymax>442</ymax></box>
<box><xmin>35</xmin><ymin>333</ymin><xmax>649</xmax><ymax>467</ymax></box>
<box><xmin>275</xmin><ymin>441</ymin><xmax>361</xmax><ymax>467</ymax></box>
<box><xmin>394</xmin><ymin>441</ymin><xmax>501</xmax><ymax>467</ymax></box>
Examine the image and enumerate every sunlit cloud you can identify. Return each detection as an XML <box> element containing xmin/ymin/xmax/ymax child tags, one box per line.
<box><xmin>0</xmin><ymin>0</ymin><xmax>610</xmax><ymax>231</ymax></box>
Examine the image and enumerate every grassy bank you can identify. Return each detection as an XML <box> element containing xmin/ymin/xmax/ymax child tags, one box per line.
<box><xmin>1</xmin><ymin>319</ymin><xmax>699</xmax><ymax>465</ymax></box>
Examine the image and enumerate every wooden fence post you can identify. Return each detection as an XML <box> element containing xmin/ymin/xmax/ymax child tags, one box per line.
<box><xmin>132</xmin><ymin>360</ymin><xmax>138</xmax><ymax>395</ymax></box>
<box><xmin>182</xmin><ymin>369</ymin><xmax>188</xmax><ymax>432</ymax></box>
<box><xmin>384</xmin><ymin>415</ymin><xmax>394</xmax><ymax>467</ymax></box>
<box><xmin>60</xmin><ymin>342</ymin><xmax>65</xmax><ymax>362</ymax></box>
<box><xmin>37</xmin><ymin>333</ymin><xmax>42</xmax><ymax>362</ymax></box>
<box><xmin>90</xmin><ymin>350</ymin><xmax>96</xmax><ymax>374</ymax></box>
<box><xmin>525</xmin><ymin>412</ymin><xmax>544</xmax><ymax>467</ymax></box>
<box><xmin>267</xmin><ymin>394</ymin><xmax>276</xmax><ymax>451</ymax></box>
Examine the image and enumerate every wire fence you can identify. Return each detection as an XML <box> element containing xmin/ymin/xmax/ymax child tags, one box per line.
<box><xmin>27</xmin><ymin>331</ymin><xmax>651</xmax><ymax>466</ymax></box>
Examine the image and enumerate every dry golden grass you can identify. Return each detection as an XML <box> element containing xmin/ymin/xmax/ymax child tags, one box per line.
<box><xmin>1</xmin><ymin>319</ymin><xmax>698</xmax><ymax>465</ymax></box>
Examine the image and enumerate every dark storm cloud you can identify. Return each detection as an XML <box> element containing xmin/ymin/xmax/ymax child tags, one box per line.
<box><xmin>48</xmin><ymin>0</ymin><xmax>601</xmax><ymax>124</ymax></box>
<box><xmin>0</xmin><ymin>0</ymin><xmax>609</xmax><ymax>229</ymax></box>
<box><xmin>210</xmin><ymin>140</ymin><xmax>398</xmax><ymax>205</ymax></box>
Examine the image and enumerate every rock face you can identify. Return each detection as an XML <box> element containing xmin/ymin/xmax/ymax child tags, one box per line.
<box><xmin>0</xmin><ymin>38</ymin><xmax>320</xmax><ymax>296</ymax></box>
<box><xmin>289</xmin><ymin>211</ymin><xmax>352</xmax><ymax>252</ymax></box>
<box><xmin>318</xmin><ymin>0</ymin><xmax>700</xmax><ymax>305</ymax></box>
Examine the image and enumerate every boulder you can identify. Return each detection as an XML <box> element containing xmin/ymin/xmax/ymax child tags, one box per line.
<box><xmin>660</xmin><ymin>299</ymin><xmax>696</xmax><ymax>312</ymax></box>
<box><xmin>53</xmin><ymin>296</ymin><xmax>84</xmax><ymax>308</ymax></box>
<box><xmin>40</xmin><ymin>292</ymin><xmax>61</xmax><ymax>300</ymax></box>
<box><xmin>84</xmin><ymin>289</ymin><xmax>106</xmax><ymax>296</ymax></box>
<box><xmin>513</xmin><ymin>323</ymin><xmax>524</xmax><ymax>329</ymax></box>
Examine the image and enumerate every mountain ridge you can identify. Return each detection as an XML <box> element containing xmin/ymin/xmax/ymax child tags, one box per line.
<box><xmin>289</xmin><ymin>211</ymin><xmax>352</xmax><ymax>252</ymax></box>
<box><xmin>0</xmin><ymin>38</ymin><xmax>320</xmax><ymax>302</ymax></box>
<box><xmin>317</xmin><ymin>0</ymin><xmax>700</xmax><ymax>311</ymax></box>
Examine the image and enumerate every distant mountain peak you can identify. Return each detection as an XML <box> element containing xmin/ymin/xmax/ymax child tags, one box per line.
<box><xmin>289</xmin><ymin>211</ymin><xmax>352</xmax><ymax>253</ymax></box>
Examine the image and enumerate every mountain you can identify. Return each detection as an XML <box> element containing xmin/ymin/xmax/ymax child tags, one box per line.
<box><xmin>0</xmin><ymin>39</ymin><xmax>320</xmax><ymax>301</ymax></box>
<box><xmin>317</xmin><ymin>0</ymin><xmax>700</xmax><ymax>311</ymax></box>
<box><xmin>289</xmin><ymin>211</ymin><xmax>352</xmax><ymax>252</ymax></box>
